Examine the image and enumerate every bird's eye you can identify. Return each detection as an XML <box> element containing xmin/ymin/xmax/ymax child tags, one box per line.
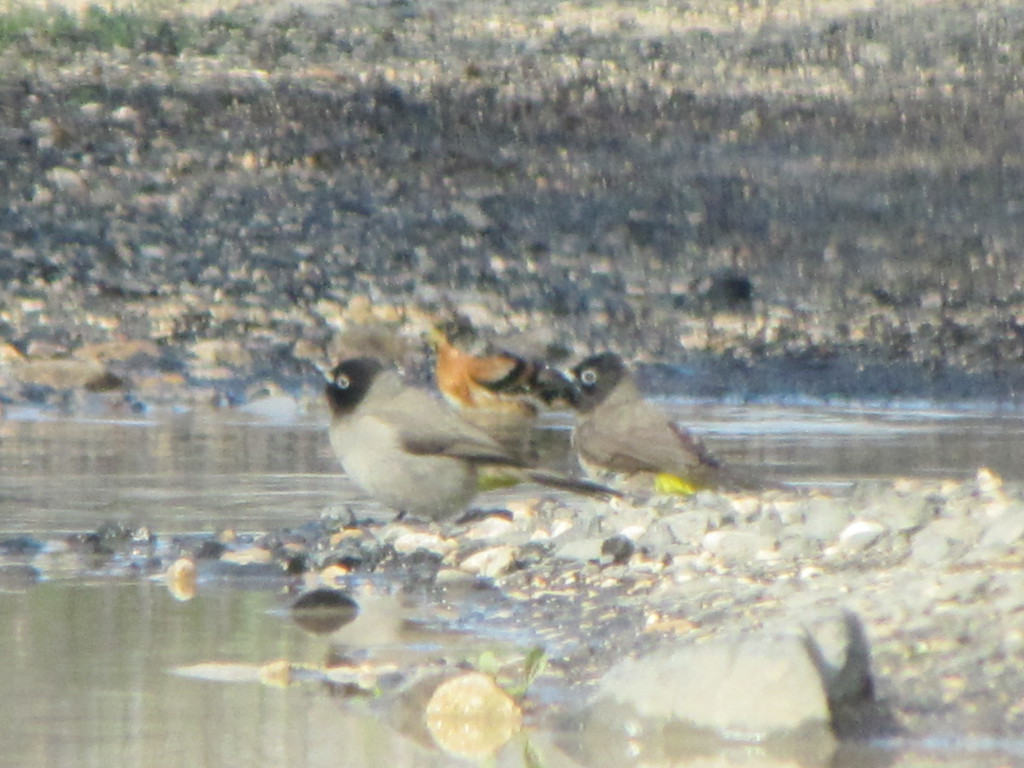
<box><xmin>580</xmin><ymin>369</ymin><xmax>597</xmax><ymax>386</ymax></box>
<box><xmin>335</xmin><ymin>374</ymin><xmax>350</xmax><ymax>389</ymax></box>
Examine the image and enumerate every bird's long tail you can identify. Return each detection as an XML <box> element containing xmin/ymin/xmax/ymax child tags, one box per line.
<box><xmin>523</xmin><ymin>470</ymin><xmax>623</xmax><ymax>500</ymax></box>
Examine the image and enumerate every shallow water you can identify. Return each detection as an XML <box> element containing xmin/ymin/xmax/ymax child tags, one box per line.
<box><xmin>3</xmin><ymin>402</ymin><xmax>1024</xmax><ymax>768</ymax></box>
<box><xmin>662</xmin><ymin>400</ymin><xmax>1024</xmax><ymax>484</ymax></box>
<box><xmin>4</xmin><ymin>401</ymin><xmax>1024</xmax><ymax>533</ymax></box>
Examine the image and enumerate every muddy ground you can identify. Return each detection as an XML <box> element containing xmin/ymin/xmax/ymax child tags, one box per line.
<box><xmin>2</xmin><ymin>0</ymin><xmax>1024</xmax><ymax>409</ymax></box>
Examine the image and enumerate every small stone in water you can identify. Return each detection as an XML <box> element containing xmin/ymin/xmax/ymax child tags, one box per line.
<box><xmin>290</xmin><ymin>587</ymin><xmax>359</xmax><ymax>635</ymax></box>
<box><xmin>838</xmin><ymin>520</ymin><xmax>886</xmax><ymax>552</ymax></box>
<box><xmin>424</xmin><ymin>672</ymin><xmax>522</xmax><ymax>760</ymax></box>
<box><xmin>165</xmin><ymin>557</ymin><xmax>197</xmax><ymax>602</ymax></box>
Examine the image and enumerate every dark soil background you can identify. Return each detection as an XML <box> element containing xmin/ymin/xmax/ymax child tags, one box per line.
<box><xmin>2</xmin><ymin>0</ymin><xmax>1024</xmax><ymax>409</ymax></box>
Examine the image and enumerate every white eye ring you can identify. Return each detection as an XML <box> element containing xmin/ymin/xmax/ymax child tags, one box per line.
<box><xmin>335</xmin><ymin>374</ymin><xmax>351</xmax><ymax>389</ymax></box>
<box><xmin>580</xmin><ymin>369</ymin><xmax>597</xmax><ymax>386</ymax></box>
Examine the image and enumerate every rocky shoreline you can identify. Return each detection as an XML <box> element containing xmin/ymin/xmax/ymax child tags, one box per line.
<box><xmin>5</xmin><ymin>463</ymin><xmax>1024</xmax><ymax>759</ymax></box>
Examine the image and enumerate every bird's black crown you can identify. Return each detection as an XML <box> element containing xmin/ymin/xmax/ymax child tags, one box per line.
<box><xmin>570</xmin><ymin>352</ymin><xmax>626</xmax><ymax>411</ymax></box>
<box><xmin>324</xmin><ymin>357</ymin><xmax>384</xmax><ymax>416</ymax></box>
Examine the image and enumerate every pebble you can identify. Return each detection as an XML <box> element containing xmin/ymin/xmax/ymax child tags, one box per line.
<box><xmin>189</xmin><ymin>339</ymin><xmax>252</xmax><ymax>368</ymax></box>
<box><xmin>977</xmin><ymin>509</ymin><xmax>1024</xmax><ymax>552</ymax></box>
<box><xmin>767</xmin><ymin>497</ymin><xmax>807</xmax><ymax>527</ymax></box>
<box><xmin>989</xmin><ymin>572</ymin><xmax>1024</xmax><ymax>613</ymax></box>
<box><xmin>910</xmin><ymin>530</ymin><xmax>952</xmax><ymax>565</ymax></box>
<box><xmin>165</xmin><ymin>557</ymin><xmax>197</xmax><ymax>601</ymax></box>
<box><xmin>779</xmin><ymin>534</ymin><xmax>823</xmax><ymax>560</ymax></box>
<box><xmin>701</xmin><ymin>530</ymin><xmax>773</xmax><ymax>561</ymax></box>
<box><xmin>880</xmin><ymin>494</ymin><xmax>936</xmax><ymax>533</ymax></box>
<box><xmin>548</xmin><ymin>519</ymin><xmax>576</xmax><ymax>539</ymax></box>
<box><xmin>458</xmin><ymin>546</ymin><xmax>515</xmax><ymax>579</ymax></box>
<box><xmin>658</xmin><ymin>510</ymin><xmax>711</xmax><ymax>546</ymax></box>
<box><xmin>837</xmin><ymin>520</ymin><xmax>887</xmax><ymax>553</ymax></box>
<box><xmin>111</xmin><ymin>105</ymin><xmax>139</xmax><ymax>124</ymax></box>
<box><xmin>554</xmin><ymin>538</ymin><xmax>604</xmax><ymax>563</ymax></box>
<box><xmin>600</xmin><ymin>535</ymin><xmax>634</xmax><ymax>565</ymax></box>
<box><xmin>975</xmin><ymin>467</ymin><xmax>1004</xmax><ymax>498</ymax></box>
<box><xmin>580</xmin><ymin>608</ymin><xmax>875</xmax><ymax>758</ymax></box>
<box><xmin>800</xmin><ymin>498</ymin><xmax>851</xmax><ymax>543</ymax></box>
<box><xmin>390</xmin><ymin>530</ymin><xmax>456</xmax><ymax>557</ymax></box>
<box><xmin>220</xmin><ymin>546</ymin><xmax>274</xmax><ymax>565</ymax></box>
<box><xmin>462</xmin><ymin>516</ymin><xmax>516</xmax><ymax>541</ymax></box>
<box><xmin>47</xmin><ymin>167</ymin><xmax>87</xmax><ymax>195</ymax></box>
<box><xmin>910</xmin><ymin>516</ymin><xmax>980</xmax><ymax>566</ymax></box>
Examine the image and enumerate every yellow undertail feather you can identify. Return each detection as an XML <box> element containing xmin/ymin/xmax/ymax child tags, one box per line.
<box><xmin>654</xmin><ymin>472</ymin><xmax>700</xmax><ymax>496</ymax></box>
<box><xmin>476</xmin><ymin>468</ymin><xmax>522</xmax><ymax>492</ymax></box>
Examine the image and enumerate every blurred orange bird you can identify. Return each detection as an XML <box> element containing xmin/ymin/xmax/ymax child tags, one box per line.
<box><xmin>429</xmin><ymin>329</ymin><xmax>574</xmax><ymax>458</ymax></box>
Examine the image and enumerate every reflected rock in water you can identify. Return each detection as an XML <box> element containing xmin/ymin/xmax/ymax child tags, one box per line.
<box><xmin>258</xmin><ymin>658</ymin><xmax>296</xmax><ymax>688</ymax></box>
<box><xmin>290</xmin><ymin>586</ymin><xmax>359</xmax><ymax>635</ymax></box>
<box><xmin>321</xmin><ymin>587</ymin><xmax>450</xmax><ymax>651</ymax></box>
<box><xmin>0</xmin><ymin>563</ymin><xmax>41</xmax><ymax>592</ymax></box>
<box><xmin>385</xmin><ymin>671</ymin><xmax>522</xmax><ymax>761</ymax></box>
<box><xmin>165</xmin><ymin>557</ymin><xmax>197</xmax><ymax>601</ymax></box>
<box><xmin>424</xmin><ymin>672</ymin><xmax>522</xmax><ymax>759</ymax></box>
<box><xmin>0</xmin><ymin>535</ymin><xmax>45</xmax><ymax>557</ymax></box>
<box><xmin>172</xmin><ymin>659</ymin><xmax>324</xmax><ymax>688</ymax></box>
<box><xmin>237</xmin><ymin>383</ymin><xmax>302</xmax><ymax>422</ymax></box>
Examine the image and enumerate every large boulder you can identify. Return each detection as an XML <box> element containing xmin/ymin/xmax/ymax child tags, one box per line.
<box><xmin>562</xmin><ymin>610</ymin><xmax>876</xmax><ymax>767</ymax></box>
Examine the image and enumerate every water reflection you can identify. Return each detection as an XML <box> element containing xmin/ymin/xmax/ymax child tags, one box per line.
<box><xmin>0</xmin><ymin>578</ymin><xmax>574</xmax><ymax>768</ymax></box>
<box><xmin>0</xmin><ymin>580</ymin><xmax>497</xmax><ymax>768</ymax></box>
<box><xmin>0</xmin><ymin>410</ymin><xmax>347</xmax><ymax>533</ymax></box>
<box><xmin>0</xmin><ymin>580</ymin><xmax>1016</xmax><ymax>768</ymax></box>
<box><xmin>4</xmin><ymin>404</ymin><xmax>1024</xmax><ymax>538</ymax></box>
<box><xmin>659</xmin><ymin>403</ymin><xmax>1024</xmax><ymax>483</ymax></box>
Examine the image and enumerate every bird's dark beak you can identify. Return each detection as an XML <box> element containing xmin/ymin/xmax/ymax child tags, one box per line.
<box><xmin>532</xmin><ymin>367</ymin><xmax>580</xmax><ymax>408</ymax></box>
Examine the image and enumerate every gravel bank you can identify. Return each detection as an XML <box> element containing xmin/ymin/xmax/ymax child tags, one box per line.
<box><xmin>2</xmin><ymin>0</ymin><xmax>1024</xmax><ymax>409</ymax></box>
<box><xmin>7</xmin><ymin>464</ymin><xmax>1024</xmax><ymax>754</ymax></box>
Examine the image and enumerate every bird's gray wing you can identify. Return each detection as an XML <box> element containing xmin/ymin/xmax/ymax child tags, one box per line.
<box><xmin>578</xmin><ymin>399</ymin><xmax>720</xmax><ymax>477</ymax></box>
<box><xmin>377</xmin><ymin>389</ymin><xmax>525</xmax><ymax>466</ymax></box>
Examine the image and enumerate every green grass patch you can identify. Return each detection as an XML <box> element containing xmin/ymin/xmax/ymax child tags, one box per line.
<box><xmin>0</xmin><ymin>3</ymin><xmax>192</xmax><ymax>53</ymax></box>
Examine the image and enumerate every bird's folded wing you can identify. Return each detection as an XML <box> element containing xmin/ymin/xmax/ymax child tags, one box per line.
<box><xmin>578</xmin><ymin>403</ymin><xmax>720</xmax><ymax>476</ymax></box>
<box><xmin>378</xmin><ymin>390</ymin><xmax>525</xmax><ymax>466</ymax></box>
<box><xmin>668</xmin><ymin>422</ymin><xmax>722</xmax><ymax>469</ymax></box>
<box><xmin>402</xmin><ymin>433</ymin><xmax>526</xmax><ymax>466</ymax></box>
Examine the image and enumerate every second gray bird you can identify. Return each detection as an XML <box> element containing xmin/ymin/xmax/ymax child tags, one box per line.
<box><xmin>569</xmin><ymin>352</ymin><xmax>758</xmax><ymax>495</ymax></box>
